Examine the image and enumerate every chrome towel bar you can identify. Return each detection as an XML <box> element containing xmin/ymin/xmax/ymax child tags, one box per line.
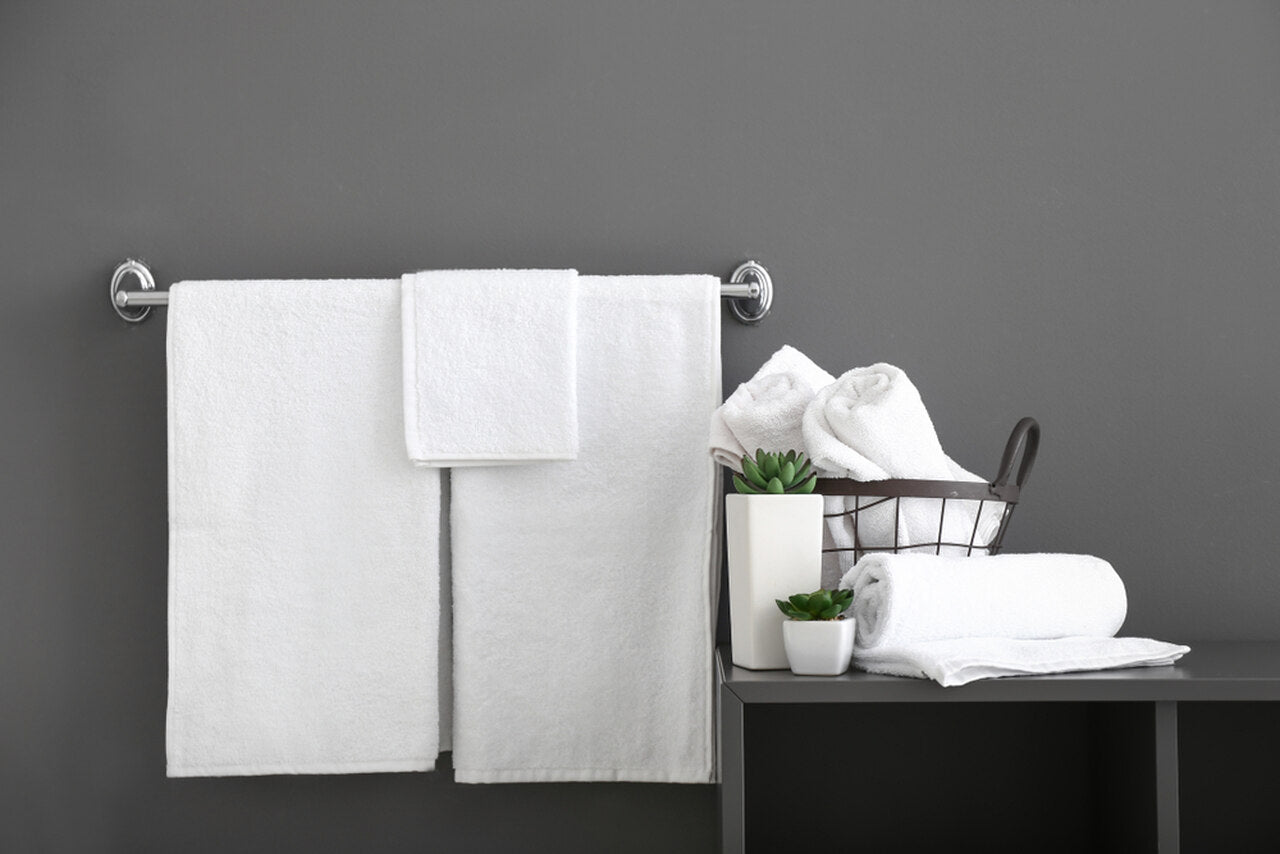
<box><xmin>110</xmin><ymin>259</ymin><xmax>774</xmax><ymax>325</ymax></box>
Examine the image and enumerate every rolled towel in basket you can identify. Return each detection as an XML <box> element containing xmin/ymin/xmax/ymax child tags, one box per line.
<box><xmin>804</xmin><ymin>363</ymin><xmax>953</xmax><ymax>480</ymax></box>
<box><xmin>841</xmin><ymin>553</ymin><xmax>1128</xmax><ymax>649</ymax></box>
<box><xmin>717</xmin><ymin>372</ymin><xmax>817</xmax><ymax>465</ymax></box>
<box><xmin>802</xmin><ymin>364</ymin><xmax>1000</xmax><ymax>574</ymax></box>
<box><xmin>710</xmin><ymin>345</ymin><xmax>836</xmax><ymax>469</ymax></box>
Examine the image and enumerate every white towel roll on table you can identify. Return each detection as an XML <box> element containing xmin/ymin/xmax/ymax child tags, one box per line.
<box><xmin>841</xmin><ymin>552</ymin><xmax>1128</xmax><ymax>650</ymax></box>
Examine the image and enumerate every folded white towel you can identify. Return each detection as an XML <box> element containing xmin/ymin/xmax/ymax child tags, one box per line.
<box><xmin>803</xmin><ymin>364</ymin><xmax>998</xmax><ymax>575</ymax></box>
<box><xmin>710</xmin><ymin>345</ymin><xmax>835</xmax><ymax>469</ymax></box>
<box><xmin>401</xmin><ymin>269</ymin><xmax>578</xmax><ymax>466</ymax></box>
<box><xmin>450</xmin><ymin>274</ymin><xmax>720</xmax><ymax>784</ymax></box>
<box><xmin>841</xmin><ymin>553</ymin><xmax>1128</xmax><ymax>649</ymax></box>
<box><xmin>167</xmin><ymin>280</ymin><xmax>441</xmax><ymax>777</ymax></box>
<box><xmin>853</xmin><ymin>636</ymin><xmax>1191</xmax><ymax>687</ymax></box>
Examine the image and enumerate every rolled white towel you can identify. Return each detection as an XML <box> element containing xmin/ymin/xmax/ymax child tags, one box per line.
<box><xmin>709</xmin><ymin>345</ymin><xmax>836</xmax><ymax>469</ymax></box>
<box><xmin>803</xmin><ymin>363</ymin><xmax>952</xmax><ymax>479</ymax></box>
<box><xmin>803</xmin><ymin>364</ymin><xmax>998</xmax><ymax>573</ymax></box>
<box><xmin>718</xmin><ymin>372</ymin><xmax>815</xmax><ymax>465</ymax></box>
<box><xmin>840</xmin><ymin>553</ymin><xmax>1128</xmax><ymax>650</ymax></box>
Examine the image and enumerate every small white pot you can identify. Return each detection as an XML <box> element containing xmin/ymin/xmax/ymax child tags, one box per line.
<box><xmin>725</xmin><ymin>493</ymin><xmax>824</xmax><ymax>670</ymax></box>
<box><xmin>782</xmin><ymin>618</ymin><xmax>856</xmax><ymax>676</ymax></box>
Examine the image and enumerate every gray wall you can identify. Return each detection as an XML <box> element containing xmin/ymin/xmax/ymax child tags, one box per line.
<box><xmin>4</xmin><ymin>1</ymin><xmax>1279</xmax><ymax>851</ymax></box>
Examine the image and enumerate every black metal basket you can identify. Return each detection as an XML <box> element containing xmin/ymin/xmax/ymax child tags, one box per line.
<box><xmin>815</xmin><ymin>417</ymin><xmax>1040</xmax><ymax>561</ymax></box>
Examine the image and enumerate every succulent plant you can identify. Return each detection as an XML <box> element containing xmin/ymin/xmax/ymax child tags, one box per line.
<box><xmin>733</xmin><ymin>449</ymin><xmax>819</xmax><ymax>495</ymax></box>
<box><xmin>776</xmin><ymin>588</ymin><xmax>854</xmax><ymax>621</ymax></box>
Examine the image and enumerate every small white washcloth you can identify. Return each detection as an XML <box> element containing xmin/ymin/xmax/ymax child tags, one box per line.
<box><xmin>854</xmin><ymin>637</ymin><xmax>1191</xmax><ymax>687</ymax></box>
<box><xmin>401</xmin><ymin>269</ymin><xmax>578</xmax><ymax>466</ymax></box>
<box><xmin>841</xmin><ymin>553</ymin><xmax>1128</xmax><ymax>648</ymax></box>
<box><xmin>450</xmin><ymin>274</ymin><xmax>720</xmax><ymax>784</ymax></box>
<box><xmin>803</xmin><ymin>364</ymin><xmax>999</xmax><ymax>576</ymax></box>
<box><xmin>710</xmin><ymin>345</ymin><xmax>836</xmax><ymax>469</ymax></box>
<box><xmin>840</xmin><ymin>552</ymin><xmax>1188</xmax><ymax>686</ymax></box>
<box><xmin>167</xmin><ymin>280</ymin><xmax>441</xmax><ymax>776</ymax></box>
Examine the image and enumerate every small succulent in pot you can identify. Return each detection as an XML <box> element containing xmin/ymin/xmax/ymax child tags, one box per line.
<box><xmin>776</xmin><ymin>588</ymin><xmax>854</xmax><ymax>621</ymax></box>
<box><xmin>777</xmin><ymin>588</ymin><xmax>857</xmax><ymax>675</ymax></box>
<box><xmin>733</xmin><ymin>449</ymin><xmax>819</xmax><ymax>495</ymax></box>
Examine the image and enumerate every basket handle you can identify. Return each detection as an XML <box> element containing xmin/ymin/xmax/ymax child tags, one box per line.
<box><xmin>991</xmin><ymin>417</ymin><xmax>1040</xmax><ymax>489</ymax></box>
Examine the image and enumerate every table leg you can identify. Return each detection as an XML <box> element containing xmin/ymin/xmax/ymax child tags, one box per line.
<box><xmin>1155</xmin><ymin>701</ymin><xmax>1180</xmax><ymax>854</ymax></box>
<box><xmin>719</xmin><ymin>682</ymin><xmax>745</xmax><ymax>854</ymax></box>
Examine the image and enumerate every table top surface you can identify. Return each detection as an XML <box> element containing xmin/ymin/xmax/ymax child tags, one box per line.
<box><xmin>718</xmin><ymin>641</ymin><xmax>1280</xmax><ymax>703</ymax></box>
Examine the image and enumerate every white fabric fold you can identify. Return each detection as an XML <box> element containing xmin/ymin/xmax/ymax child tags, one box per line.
<box><xmin>853</xmin><ymin>637</ymin><xmax>1191</xmax><ymax>687</ymax></box>
<box><xmin>450</xmin><ymin>274</ymin><xmax>720</xmax><ymax>784</ymax></box>
<box><xmin>401</xmin><ymin>269</ymin><xmax>578</xmax><ymax>466</ymax></box>
<box><xmin>167</xmin><ymin>280</ymin><xmax>441</xmax><ymax>777</ymax></box>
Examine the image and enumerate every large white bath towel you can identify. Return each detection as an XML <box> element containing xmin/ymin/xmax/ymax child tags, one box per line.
<box><xmin>451</xmin><ymin>274</ymin><xmax>720</xmax><ymax>783</ymax></box>
<box><xmin>167</xmin><ymin>280</ymin><xmax>441</xmax><ymax>777</ymax></box>
<box><xmin>841</xmin><ymin>552</ymin><xmax>1128</xmax><ymax>649</ymax></box>
<box><xmin>709</xmin><ymin>345</ymin><xmax>835</xmax><ymax>469</ymax></box>
<box><xmin>402</xmin><ymin>269</ymin><xmax>578</xmax><ymax>466</ymax></box>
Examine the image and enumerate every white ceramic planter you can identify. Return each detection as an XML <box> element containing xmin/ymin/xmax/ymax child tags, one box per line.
<box><xmin>725</xmin><ymin>493</ymin><xmax>824</xmax><ymax>670</ymax></box>
<box><xmin>782</xmin><ymin>618</ymin><xmax>856</xmax><ymax>676</ymax></box>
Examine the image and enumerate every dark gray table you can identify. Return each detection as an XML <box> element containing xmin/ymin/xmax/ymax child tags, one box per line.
<box><xmin>717</xmin><ymin>642</ymin><xmax>1280</xmax><ymax>854</ymax></box>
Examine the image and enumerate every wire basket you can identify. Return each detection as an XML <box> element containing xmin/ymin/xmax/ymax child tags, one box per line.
<box><xmin>815</xmin><ymin>417</ymin><xmax>1040</xmax><ymax>562</ymax></box>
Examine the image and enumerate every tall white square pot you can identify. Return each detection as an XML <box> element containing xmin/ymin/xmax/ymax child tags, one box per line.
<box><xmin>725</xmin><ymin>493</ymin><xmax>824</xmax><ymax>669</ymax></box>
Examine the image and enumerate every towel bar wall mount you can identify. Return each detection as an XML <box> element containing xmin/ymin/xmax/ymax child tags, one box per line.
<box><xmin>109</xmin><ymin>258</ymin><xmax>775</xmax><ymax>325</ymax></box>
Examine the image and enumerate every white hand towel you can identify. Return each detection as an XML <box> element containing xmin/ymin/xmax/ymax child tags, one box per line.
<box><xmin>803</xmin><ymin>364</ymin><xmax>999</xmax><ymax>576</ymax></box>
<box><xmin>450</xmin><ymin>274</ymin><xmax>720</xmax><ymax>784</ymax></box>
<box><xmin>709</xmin><ymin>345</ymin><xmax>835</xmax><ymax>469</ymax></box>
<box><xmin>401</xmin><ymin>269</ymin><xmax>578</xmax><ymax>466</ymax></box>
<box><xmin>841</xmin><ymin>553</ymin><xmax>1128</xmax><ymax>649</ymax></box>
<box><xmin>167</xmin><ymin>280</ymin><xmax>441</xmax><ymax>777</ymax></box>
<box><xmin>853</xmin><ymin>637</ymin><xmax>1190</xmax><ymax>687</ymax></box>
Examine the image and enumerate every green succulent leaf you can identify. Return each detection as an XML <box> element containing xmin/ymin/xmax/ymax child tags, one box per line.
<box><xmin>819</xmin><ymin>605</ymin><xmax>842</xmax><ymax>620</ymax></box>
<box><xmin>766</xmin><ymin>476</ymin><xmax>784</xmax><ymax>494</ymax></box>
<box><xmin>741</xmin><ymin>456</ymin><xmax>769</xmax><ymax>489</ymax></box>
<box><xmin>794</xmin><ymin>459</ymin><xmax>812</xmax><ymax>482</ymax></box>
<box><xmin>732</xmin><ymin>474</ymin><xmax>761</xmax><ymax>494</ymax></box>
<box><xmin>789</xmin><ymin>594</ymin><xmax>811</xmax><ymax>610</ymax></box>
<box><xmin>762</xmin><ymin>454</ymin><xmax>780</xmax><ymax>479</ymax></box>
<box><xmin>809</xmin><ymin>590</ymin><xmax>832</xmax><ymax>613</ymax></box>
<box><xmin>779</xmin><ymin>460</ymin><xmax>796</xmax><ymax>486</ymax></box>
<box><xmin>791</xmin><ymin>473</ymin><xmax>818</xmax><ymax>495</ymax></box>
